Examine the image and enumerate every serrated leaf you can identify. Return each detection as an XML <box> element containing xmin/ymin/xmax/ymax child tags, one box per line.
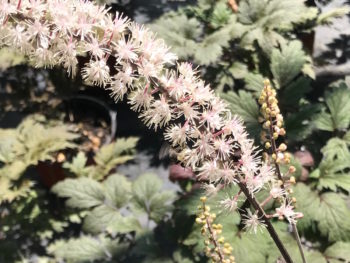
<box><xmin>313</xmin><ymin>110</ymin><xmax>334</xmax><ymax>132</ymax></box>
<box><xmin>52</xmin><ymin>178</ymin><xmax>105</xmax><ymax>209</ymax></box>
<box><xmin>293</xmin><ymin>183</ymin><xmax>320</xmax><ymax>232</ymax></box>
<box><xmin>324</xmin><ymin>242</ymin><xmax>350</xmax><ymax>262</ymax></box>
<box><xmin>93</xmin><ymin>137</ymin><xmax>138</xmax><ymax>179</ymax></box>
<box><xmin>220</xmin><ymin>90</ymin><xmax>260</xmax><ymax>139</ymax></box>
<box><xmin>317</xmin><ymin>7</ymin><xmax>350</xmax><ymax>25</ymax></box>
<box><xmin>315</xmin><ymin>86</ymin><xmax>350</xmax><ymax>132</ymax></box>
<box><xmin>48</xmin><ymin>236</ymin><xmax>117</xmax><ymax>262</ymax></box>
<box><xmin>210</xmin><ymin>2</ymin><xmax>232</xmax><ymax>28</ymax></box>
<box><xmin>132</xmin><ymin>173</ymin><xmax>175</xmax><ymax>222</ymax></box>
<box><xmin>318</xmin><ymin>193</ymin><xmax>350</xmax><ymax>241</ymax></box>
<box><xmin>103</xmin><ymin>173</ymin><xmax>132</xmax><ymax>208</ymax></box>
<box><xmin>107</xmin><ymin>215</ymin><xmax>142</xmax><ymax>235</ymax></box>
<box><xmin>244</xmin><ymin>72</ymin><xmax>265</xmax><ymax>96</ymax></box>
<box><xmin>228</xmin><ymin>62</ymin><xmax>248</xmax><ymax>79</ymax></box>
<box><xmin>63</xmin><ymin>152</ymin><xmax>91</xmax><ymax>177</ymax></box>
<box><xmin>150</xmin><ymin>13</ymin><xmax>201</xmax><ymax>59</ymax></box>
<box><xmin>271</xmin><ymin>41</ymin><xmax>306</xmax><ymax>88</ymax></box>
<box><xmin>83</xmin><ymin>205</ymin><xmax>120</xmax><ymax>234</ymax></box>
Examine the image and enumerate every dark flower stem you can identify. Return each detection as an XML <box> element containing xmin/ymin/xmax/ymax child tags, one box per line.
<box><xmin>237</xmin><ymin>181</ymin><xmax>293</xmax><ymax>263</ymax></box>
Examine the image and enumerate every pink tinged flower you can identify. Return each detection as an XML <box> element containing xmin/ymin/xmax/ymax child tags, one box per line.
<box><xmin>26</xmin><ymin>19</ymin><xmax>50</xmax><ymax>48</ymax></box>
<box><xmin>31</xmin><ymin>48</ymin><xmax>56</xmax><ymax>68</ymax></box>
<box><xmin>202</xmin><ymin>183</ymin><xmax>219</xmax><ymax>196</ymax></box>
<box><xmin>109</xmin><ymin>79</ymin><xmax>128</xmax><ymax>102</ymax></box>
<box><xmin>164</xmin><ymin>124</ymin><xmax>188</xmax><ymax>147</ymax></box>
<box><xmin>201</xmin><ymin>110</ymin><xmax>223</xmax><ymax>130</ymax></box>
<box><xmin>193</xmin><ymin>83</ymin><xmax>215</xmax><ymax>105</ymax></box>
<box><xmin>84</xmin><ymin>37</ymin><xmax>109</xmax><ymax>59</ymax></box>
<box><xmin>178</xmin><ymin>148</ymin><xmax>199</xmax><ymax>168</ymax></box>
<box><xmin>0</xmin><ymin>0</ymin><xmax>16</xmax><ymax>21</ymax></box>
<box><xmin>74</xmin><ymin>16</ymin><xmax>92</xmax><ymax>41</ymax></box>
<box><xmin>178</xmin><ymin>62</ymin><xmax>196</xmax><ymax>80</ymax></box>
<box><xmin>129</xmin><ymin>23</ymin><xmax>148</xmax><ymax>44</ymax></box>
<box><xmin>128</xmin><ymin>87</ymin><xmax>153</xmax><ymax>111</ymax></box>
<box><xmin>269</xmin><ymin>183</ymin><xmax>286</xmax><ymax>199</ymax></box>
<box><xmin>115</xmin><ymin>38</ymin><xmax>138</xmax><ymax>62</ymax></box>
<box><xmin>242</xmin><ymin>209</ymin><xmax>267</xmax><ymax>234</ymax></box>
<box><xmin>274</xmin><ymin>200</ymin><xmax>303</xmax><ymax>224</ymax></box>
<box><xmin>137</xmin><ymin>59</ymin><xmax>160</xmax><ymax>79</ymax></box>
<box><xmin>193</xmin><ymin>133</ymin><xmax>214</xmax><ymax>160</ymax></box>
<box><xmin>52</xmin><ymin>14</ymin><xmax>74</xmax><ymax>36</ymax></box>
<box><xmin>115</xmin><ymin>63</ymin><xmax>134</xmax><ymax>86</ymax></box>
<box><xmin>8</xmin><ymin>25</ymin><xmax>26</xmax><ymax>48</ymax></box>
<box><xmin>110</xmin><ymin>12</ymin><xmax>129</xmax><ymax>35</ymax></box>
<box><xmin>214</xmin><ymin>137</ymin><xmax>234</xmax><ymax>160</ymax></box>
<box><xmin>23</xmin><ymin>0</ymin><xmax>47</xmax><ymax>16</ymax></box>
<box><xmin>147</xmin><ymin>39</ymin><xmax>176</xmax><ymax>65</ymax></box>
<box><xmin>82</xmin><ymin>59</ymin><xmax>111</xmax><ymax>87</ymax></box>
<box><xmin>177</xmin><ymin>102</ymin><xmax>199</xmax><ymax>121</ymax></box>
<box><xmin>220</xmin><ymin>195</ymin><xmax>238</xmax><ymax>212</ymax></box>
<box><xmin>218</xmin><ymin>166</ymin><xmax>237</xmax><ymax>185</ymax></box>
<box><xmin>197</xmin><ymin>161</ymin><xmax>221</xmax><ymax>182</ymax></box>
<box><xmin>245</xmin><ymin>173</ymin><xmax>265</xmax><ymax>194</ymax></box>
<box><xmin>56</xmin><ymin>40</ymin><xmax>79</xmax><ymax>76</ymax></box>
<box><xmin>259</xmin><ymin>163</ymin><xmax>275</xmax><ymax>183</ymax></box>
<box><xmin>140</xmin><ymin>96</ymin><xmax>172</xmax><ymax>130</ymax></box>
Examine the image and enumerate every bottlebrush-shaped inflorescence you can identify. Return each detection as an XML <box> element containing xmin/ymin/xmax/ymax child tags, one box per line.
<box><xmin>0</xmin><ymin>0</ymin><xmax>301</xmax><ymax>236</ymax></box>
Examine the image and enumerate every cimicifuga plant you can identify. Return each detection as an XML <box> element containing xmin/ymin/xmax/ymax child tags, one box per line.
<box><xmin>0</xmin><ymin>1</ymin><xmax>305</xmax><ymax>262</ymax></box>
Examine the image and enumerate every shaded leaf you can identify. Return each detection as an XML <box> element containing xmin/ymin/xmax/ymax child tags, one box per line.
<box><xmin>52</xmin><ymin>178</ymin><xmax>105</xmax><ymax>209</ymax></box>
<box><xmin>271</xmin><ymin>41</ymin><xmax>306</xmax><ymax>88</ymax></box>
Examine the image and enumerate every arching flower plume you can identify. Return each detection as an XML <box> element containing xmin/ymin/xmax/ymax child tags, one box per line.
<box><xmin>0</xmin><ymin>0</ymin><xmax>297</xmax><ymax>226</ymax></box>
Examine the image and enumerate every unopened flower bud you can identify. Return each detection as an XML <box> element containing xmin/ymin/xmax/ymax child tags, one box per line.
<box><xmin>278</xmin><ymin>143</ymin><xmax>287</xmax><ymax>151</ymax></box>
<box><xmin>289</xmin><ymin>166</ymin><xmax>296</xmax><ymax>174</ymax></box>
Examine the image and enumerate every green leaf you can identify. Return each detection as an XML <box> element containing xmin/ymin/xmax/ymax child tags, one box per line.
<box><xmin>63</xmin><ymin>152</ymin><xmax>91</xmax><ymax>177</ymax></box>
<box><xmin>293</xmin><ymin>183</ymin><xmax>320</xmax><ymax>232</ymax></box>
<box><xmin>313</xmin><ymin>110</ymin><xmax>334</xmax><ymax>132</ymax></box>
<box><xmin>132</xmin><ymin>173</ymin><xmax>175</xmax><ymax>222</ymax></box>
<box><xmin>106</xmin><ymin>215</ymin><xmax>142</xmax><ymax>235</ymax></box>
<box><xmin>271</xmin><ymin>41</ymin><xmax>306</xmax><ymax>88</ymax></box>
<box><xmin>52</xmin><ymin>178</ymin><xmax>105</xmax><ymax>209</ymax></box>
<box><xmin>324</xmin><ymin>242</ymin><xmax>350</xmax><ymax>262</ymax></box>
<box><xmin>309</xmin><ymin>137</ymin><xmax>350</xmax><ymax>192</ymax></box>
<box><xmin>281</xmin><ymin>77</ymin><xmax>312</xmax><ymax>107</ymax></box>
<box><xmin>228</xmin><ymin>62</ymin><xmax>248</xmax><ymax>79</ymax></box>
<box><xmin>150</xmin><ymin>13</ymin><xmax>200</xmax><ymax>59</ymax></box>
<box><xmin>103</xmin><ymin>173</ymin><xmax>132</xmax><ymax>208</ymax></box>
<box><xmin>220</xmin><ymin>90</ymin><xmax>260</xmax><ymax>139</ymax></box>
<box><xmin>48</xmin><ymin>236</ymin><xmax>118</xmax><ymax>262</ymax></box>
<box><xmin>318</xmin><ymin>193</ymin><xmax>350</xmax><ymax>241</ymax></box>
<box><xmin>244</xmin><ymin>72</ymin><xmax>265</xmax><ymax>96</ymax></box>
<box><xmin>317</xmin><ymin>7</ymin><xmax>350</xmax><ymax>25</ymax></box>
<box><xmin>194</xmin><ymin>28</ymin><xmax>230</xmax><ymax>65</ymax></box>
<box><xmin>210</xmin><ymin>2</ymin><xmax>232</xmax><ymax>28</ymax></box>
<box><xmin>93</xmin><ymin>137</ymin><xmax>138</xmax><ymax>179</ymax></box>
<box><xmin>295</xmin><ymin>183</ymin><xmax>350</xmax><ymax>241</ymax></box>
<box><xmin>315</xmin><ymin>86</ymin><xmax>350</xmax><ymax>132</ymax></box>
<box><xmin>83</xmin><ymin>205</ymin><xmax>120</xmax><ymax>234</ymax></box>
<box><xmin>285</xmin><ymin>104</ymin><xmax>319</xmax><ymax>141</ymax></box>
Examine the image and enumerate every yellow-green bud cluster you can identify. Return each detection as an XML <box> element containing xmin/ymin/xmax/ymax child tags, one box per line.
<box><xmin>196</xmin><ymin>197</ymin><xmax>235</xmax><ymax>263</ymax></box>
<box><xmin>258</xmin><ymin>80</ymin><xmax>293</xmax><ymax>167</ymax></box>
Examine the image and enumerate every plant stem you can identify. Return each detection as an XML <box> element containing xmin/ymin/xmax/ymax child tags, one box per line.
<box><xmin>237</xmin><ymin>181</ymin><xmax>293</xmax><ymax>263</ymax></box>
<box><xmin>266</xmin><ymin>116</ymin><xmax>307</xmax><ymax>263</ymax></box>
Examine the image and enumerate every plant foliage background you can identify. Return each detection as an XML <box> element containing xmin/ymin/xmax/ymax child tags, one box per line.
<box><xmin>1</xmin><ymin>0</ymin><xmax>350</xmax><ymax>262</ymax></box>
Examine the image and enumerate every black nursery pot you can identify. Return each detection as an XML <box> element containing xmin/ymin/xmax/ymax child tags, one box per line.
<box><xmin>36</xmin><ymin>91</ymin><xmax>117</xmax><ymax>188</ymax></box>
